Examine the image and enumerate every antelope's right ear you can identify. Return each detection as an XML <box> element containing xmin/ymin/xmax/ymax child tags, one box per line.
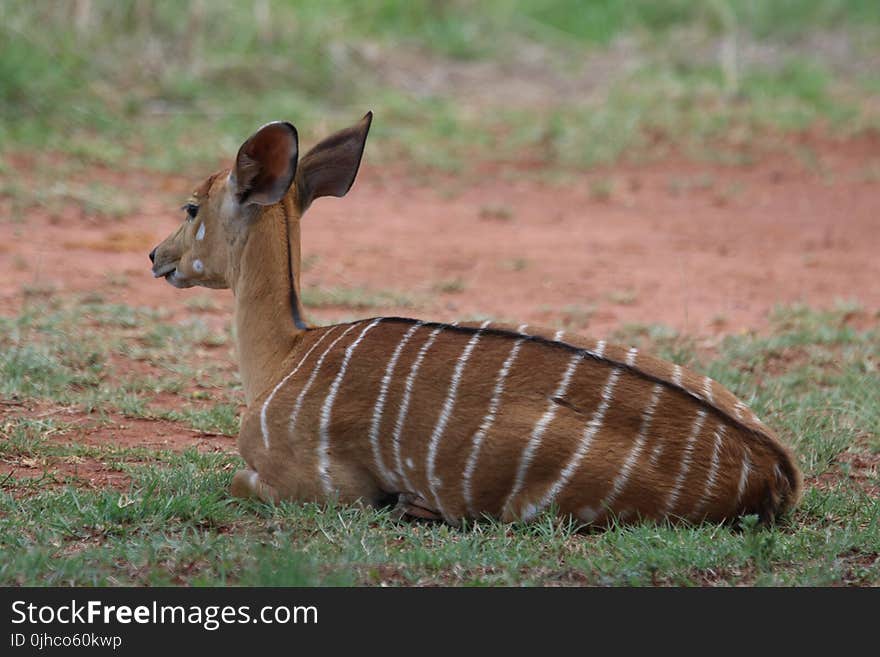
<box><xmin>295</xmin><ymin>111</ymin><xmax>372</xmax><ymax>212</ymax></box>
<box><xmin>232</xmin><ymin>121</ymin><xmax>299</xmax><ymax>207</ymax></box>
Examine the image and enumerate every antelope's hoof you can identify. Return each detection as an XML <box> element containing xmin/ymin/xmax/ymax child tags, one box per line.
<box><xmin>392</xmin><ymin>493</ymin><xmax>442</xmax><ymax>521</ymax></box>
<box><xmin>230</xmin><ymin>469</ymin><xmax>259</xmax><ymax>499</ymax></box>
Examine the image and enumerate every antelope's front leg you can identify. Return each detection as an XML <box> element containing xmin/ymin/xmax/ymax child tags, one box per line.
<box><xmin>234</xmin><ymin>410</ymin><xmax>321</xmax><ymax>504</ymax></box>
<box><xmin>235</xmin><ymin>409</ymin><xmax>382</xmax><ymax>507</ymax></box>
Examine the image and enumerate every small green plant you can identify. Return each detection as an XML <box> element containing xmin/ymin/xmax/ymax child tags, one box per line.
<box><xmin>302</xmin><ymin>286</ymin><xmax>415</xmax><ymax>310</ymax></box>
<box><xmin>432</xmin><ymin>278</ymin><xmax>466</xmax><ymax>294</ymax></box>
<box><xmin>607</xmin><ymin>289</ymin><xmax>637</xmax><ymax>306</ymax></box>
<box><xmin>589</xmin><ymin>178</ymin><xmax>614</xmax><ymax>202</ymax></box>
<box><xmin>478</xmin><ymin>204</ymin><xmax>514</xmax><ymax>221</ymax></box>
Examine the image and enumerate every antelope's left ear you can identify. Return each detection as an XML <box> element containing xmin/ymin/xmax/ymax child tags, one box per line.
<box><xmin>232</xmin><ymin>121</ymin><xmax>299</xmax><ymax>206</ymax></box>
<box><xmin>295</xmin><ymin>111</ymin><xmax>372</xmax><ymax>212</ymax></box>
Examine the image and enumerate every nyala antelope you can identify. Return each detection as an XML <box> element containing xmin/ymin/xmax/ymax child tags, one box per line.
<box><xmin>149</xmin><ymin>113</ymin><xmax>802</xmax><ymax>527</ymax></box>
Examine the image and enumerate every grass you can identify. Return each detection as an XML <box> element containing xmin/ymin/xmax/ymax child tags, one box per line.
<box><xmin>432</xmin><ymin>278</ymin><xmax>467</xmax><ymax>295</ymax></box>
<box><xmin>0</xmin><ymin>299</ymin><xmax>240</xmax><ymax>422</ymax></box>
<box><xmin>301</xmin><ymin>286</ymin><xmax>416</xmax><ymax>310</ymax></box>
<box><xmin>1</xmin><ymin>299</ymin><xmax>876</xmax><ymax>585</ymax></box>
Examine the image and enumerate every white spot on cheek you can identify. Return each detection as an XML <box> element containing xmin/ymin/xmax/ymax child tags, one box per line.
<box><xmin>193</xmin><ymin>259</ymin><xmax>204</xmax><ymax>273</ymax></box>
<box><xmin>195</xmin><ymin>223</ymin><xmax>205</xmax><ymax>241</ymax></box>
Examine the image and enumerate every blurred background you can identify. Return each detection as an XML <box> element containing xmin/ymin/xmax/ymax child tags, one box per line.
<box><xmin>1</xmin><ymin>0</ymin><xmax>878</xmax><ymax>334</ymax></box>
<box><xmin>3</xmin><ymin>0</ymin><xmax>879</xmax><ymax>174</ymax></box>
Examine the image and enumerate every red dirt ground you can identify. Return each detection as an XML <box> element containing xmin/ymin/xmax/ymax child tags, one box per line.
<box><xmin>2</xmin><ymin>135</ymin><xmax>878</xmax><ymax>338</ymax></box>
<box><xmin>0</xmin><ymin>401</ymin><xmax>238</xmax><ymax>492</ymax></box>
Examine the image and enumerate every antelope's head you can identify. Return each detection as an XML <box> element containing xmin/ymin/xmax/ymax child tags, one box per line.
<box><xmin>149</xmin><ymin>113</ymin><xmax>372</xmax><ymax>289</ymax></box>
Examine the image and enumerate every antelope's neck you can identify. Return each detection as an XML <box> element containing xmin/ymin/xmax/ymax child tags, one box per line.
<box><xmin>231</xmin><ymin>197</ymin><xmax>306</xmax><ymax>405</ymax></box>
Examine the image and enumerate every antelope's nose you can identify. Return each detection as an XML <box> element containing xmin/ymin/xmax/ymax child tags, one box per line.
<box><xmin>149</xmin><ymin>247</ymin><xmax>157</xmax><ymax>263</ymax></box>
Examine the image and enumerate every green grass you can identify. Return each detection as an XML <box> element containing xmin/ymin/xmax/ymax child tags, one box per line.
<box><xmin>1</xmin><ymin>300</ymin><xmax>876</xmax><ymax>585</ymax></box>
<box><xmin>0</xmin><ymin>299</ymin><xmax>240</xmax><ymax>428</ymax></box>
<box><xmin>301</xmin><ymin>286</ymin><xmax>416</xmax><ymax>310</ymax></box>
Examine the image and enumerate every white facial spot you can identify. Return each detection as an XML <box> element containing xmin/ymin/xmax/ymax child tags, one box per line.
<box><xmin>193</xmin><ymin>259</ymin><xmax>204</xmax><ymax>274</ymax></box>
<box><xmin>195</xmin><ymin>222</ymin><xmax>206</xmax><ymax>241</ymax></box>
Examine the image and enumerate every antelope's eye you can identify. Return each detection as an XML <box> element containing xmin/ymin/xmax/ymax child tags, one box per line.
<box><xmin>182</xmin><ymin>203</ymin><xmax>199</xmax><ymax>221</ymax></box>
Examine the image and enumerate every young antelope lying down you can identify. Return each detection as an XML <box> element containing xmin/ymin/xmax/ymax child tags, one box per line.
<box><xmin>148</xmin><ymin>114</ymin><xmax>802</xmax><ymax>527</ymax></box>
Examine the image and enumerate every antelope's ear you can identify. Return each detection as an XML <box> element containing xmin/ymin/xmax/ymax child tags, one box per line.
<box><xmin>232</xmin><ymin>121</ymin><xmax>299</xmax><ymax>206</ymax></box>
<box><xmin>295</xmin><ymin>111</ymin><xmax>372</xmax><ymax>212</ymax></box>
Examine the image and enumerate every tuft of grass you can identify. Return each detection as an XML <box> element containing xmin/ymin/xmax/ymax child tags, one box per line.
<box><xmin>589</xmin><ymin>178</ymin><xmax>614</xmax><ymax>202</ymax></box>
<box><xmin>184</xmin><ymin>295</ymin><xmax>221</xmax><ymax>312</ymax></box>
<box><xmin>607</xmin><ymin>288</ymin><xmax>638</xmax><ymax>306</ymax></box>
<box><xmin>552</xmin><ymin>303</ymin><xmax>596</xmax><ymax>331</ymax></box>
<box><xmin>432</xmin><ymin>278</ymin><xmax>467</xmax><ymax>295</ymax></box>
<box><xmin>478</xmin><ymin>204</ymin><xmax>515</xmax><ymax>222</ymax></box>
<box><xmin>161</xmin><ymin>404</ymin><xmax>241</xmax><ymax>437</ymax></box>
<box><xmin>500</xmin><ymin>257</ymin><xmax>530</xmax><ymax>272</ymax></box>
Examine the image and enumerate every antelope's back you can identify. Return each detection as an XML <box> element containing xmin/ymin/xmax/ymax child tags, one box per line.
<box><xmin>264</xmin><ymin>317</ymin><xmax>801</xmax><ymax>525</ymax></box>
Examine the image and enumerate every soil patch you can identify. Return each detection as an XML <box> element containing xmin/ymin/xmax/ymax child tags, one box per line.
<box><xmin>2</xmin><ymin>136</ymin><xmax>877</xmax><ymax>337</ymax></box>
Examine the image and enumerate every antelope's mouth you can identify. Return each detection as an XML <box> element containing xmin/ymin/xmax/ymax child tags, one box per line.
<box><xmin>152</xmin><ymin>263</ymin><xmax>177</xmax><ymax>279</ymax></box>
<box><xmin>152</xmin><ymin>263</ymin><xmax>192</xmax><ymax>288</ymax></box>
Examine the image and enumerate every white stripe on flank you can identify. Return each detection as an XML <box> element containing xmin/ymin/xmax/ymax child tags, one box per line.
<box><xmin>692</xmin><ymin>424</ymin><xmax>726</xmax><ymax>518</ymax></box>
<box><xmin>317</xmin><ymin>318</ymin><xmax>383</xmax><ymax>495</ymax></box>
<box><xmin>702</xmin><ymin>376</ymin><xmax>715</xmax><ymax>403</ymax></box>
<box><xmin>392</xmin><ymin>324</ymin><xmax>446</xmax><ymax>492</ymax></box>
<box><xmin>426</xmin><ymin>320</ymin><xmax>491</xmax><ymax>518</ymax></box>
<box><xmin>553</xmin><ymin>329</ymin><xmax>565</xmax><ymax>342</ymax></box>
<box><xmin>733</xmin><ymin>400</ymin><xmax>747</xmax><ymax>421</ymax></box>
<box><xmin>672</xmin><ymin>364</ymin><xmax>683</xmax><ymax>387</ymax></box>
<box><xmin>648</xmin><ymin>434</ymin><xmax>665</xmax><ymax>466</ymax></box>
<box><xmin>502</xmin><ymin>351</ymin><xmax>584</xmax><ymax>517</ymax></box>
<box><xmin>592</xmin><ymin>340</ymin><xmax>607</xmax><ymax>359</ymax></box>
<box><xmin>526</xmin><ymin>366</ymin><xmax>624</xmax><ymax>520</ymax></box>
<box><xmin>369</xmin><ymin>321</ymin><xmax>423</xmax><ymax>487</ymax></box>
<box><xmin>662</xmin><ymin>409</ymin><xmax>708</xmax><ymax>516</ymax></box>
<box><xmin>462</xmin><ymin>324</ymin><xmax>528</xmax><ymax>517</ymax></box>
<box><xmin>625</xmin><ymin>347</ymin><xmax>638</xmax><ymax>367</ymax></box>
<box><xmin>735</xmin><ymin>448</ymin><xmax>753</xmax><ymax>506</ymax></box>
<box><xmin>260</xmin><ymin>325</ymin><xmax>340</xmax><ymax>449</ymax></box>
<box><xmin>288</xmin><ymin>323</ymin><xmax>359</xmax><ymax>435</ymax></box>
<box><xmin>597</xmin><ymin>382</ymin><xmax>664</xmax><ymax>515</ymax></box>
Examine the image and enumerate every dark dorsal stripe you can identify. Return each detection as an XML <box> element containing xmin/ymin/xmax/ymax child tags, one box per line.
<box><xmin>282</xmin><ymin>200</ymin><xmax>308</xmax><ymax>330</ymax></box>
